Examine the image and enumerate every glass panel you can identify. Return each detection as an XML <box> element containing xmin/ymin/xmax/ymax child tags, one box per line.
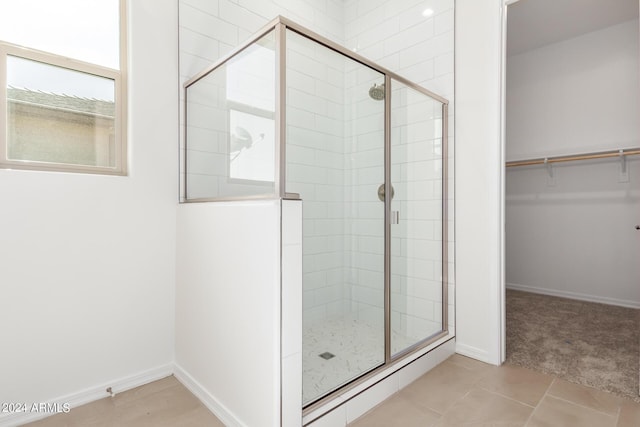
<box><xmin>285</xmin><ymin>29</ymin><xmax>385</xmax><ymax>405</ymax></box>
<box><xmin>390</xmin><ymin>79</ymin><xmax>444</xmax><ymax>356</ymax></box>
<box><xmin>0</xmin><ymin>0</ymin><xmax>120</xmax><ymax>69</ymax></box>
<box><xmin>6</xmin><ymin>55</ymin><xmax>116</xmax><ymax>168</ymax></box>
<box><xmin>185</xmin><ymin>30</ymin><xmax>275</xmax><ymax>200</ymax></box>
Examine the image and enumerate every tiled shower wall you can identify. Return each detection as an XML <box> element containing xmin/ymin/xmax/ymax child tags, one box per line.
<box><xmin>343</xmin><ymin>0</ymin><xmax>456</xmax><ymax>335</ymax></box>
<box><xmin>341</xmin><ymin>65</ymin><xmax>386</xmax><ymax>327</ymax></box>
<box><xmin>285</xmin><ymin>30</ymin><xmax>350</xmax><ymax>324</ymax></box>
<box><xmin>179</xmin><ymin>0</ymin><xmax>455</xmax><ymax>334</ymax></box>
<box><xmin>286</xmin><ymin>31</ymin><xmax>387</xmax><ymax>326</ymax></box>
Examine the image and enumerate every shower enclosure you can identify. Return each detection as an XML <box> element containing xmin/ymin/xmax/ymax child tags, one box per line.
<box><xmin>183</xmin><ymin>16</ymin><xmax>449</xmax><ymax>409</ymax></box>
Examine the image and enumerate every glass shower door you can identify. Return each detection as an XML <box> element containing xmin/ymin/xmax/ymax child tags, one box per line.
<box><xmin>389</xmin><ymin>79</ymin><xmax>444</xmax><ymax>356</ymax></box>
<box><xmin>284</xmin><ymin>29</ymin><xmax>386</xmax><ymax>405</ymax></box>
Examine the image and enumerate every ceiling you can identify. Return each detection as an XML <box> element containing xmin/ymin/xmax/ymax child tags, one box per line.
<box><xmin>507</xmin><ymin>0</ymin><xmax>639</xmax><ymax>56</ymax></box>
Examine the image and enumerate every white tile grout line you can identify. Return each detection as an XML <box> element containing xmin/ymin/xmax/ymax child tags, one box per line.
<box><xmin>477</xmin><ymin>387</ymin><xmax>538</xmax><ymax>409</ymax></box>
<box><xmin>522</xmin><ymin>377</ymin><xmax>555</xmax><ymax>426</ymax></box>
<box><xmin>414</xmin><ymin>360</ymin><xmax>478</xmax><ymax>418</ymax></box>
<box><xmin>479</xmin><ymin>376</ymin><xmax>624</xmax><ymax>424</ymax></box>
<box><xmin>429</xmin><ymin>387</ymin><xmax>474</xmax><ymax>420</ymax></box>
<box><xmin>543</xmin><ymin>395</ymin><xmax>619</xmax><ymax>420</ymax></box>
<box><xmin>468</xmin><ymin>362</ymin><xmax>540</xmax><ymax>411</ymax></box>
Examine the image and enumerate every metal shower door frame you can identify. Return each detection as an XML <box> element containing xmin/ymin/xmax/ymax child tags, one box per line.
<box><xmin>183</xmin><ymin>14</ymin><xmax>450</xmax><ymax>412</ymax></box>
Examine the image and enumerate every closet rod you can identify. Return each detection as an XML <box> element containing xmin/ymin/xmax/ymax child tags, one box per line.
<box><xmin>506</xmin><ymin>148</ymin><xmax>640</xmax><ymax>168</ymax></box>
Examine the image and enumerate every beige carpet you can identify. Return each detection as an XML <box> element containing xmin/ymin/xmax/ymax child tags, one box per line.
<box><xmin>506</xmin><ymin>289</ymin><xmax>640</xmax><ymax>402</ymax></box>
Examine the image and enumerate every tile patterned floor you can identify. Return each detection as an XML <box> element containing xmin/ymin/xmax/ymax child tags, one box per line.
<box><xmin>303</xmin><ymin>316</ymin><xmax>421</xmax><ymax>404</ymax></box>
<box><xmin>21</xmin><ymin>354</ymin><xmax>640</xmax><ymax>426</ymax></box>
<box><xmin>349</xmin><ymin>354</ymin><xmax>640</xmax><ymax>427</ymax></box>
<box><xmin>22</xmin><ymin>376</ymin><xmax>223</xmax><ymax>427</ymax></box>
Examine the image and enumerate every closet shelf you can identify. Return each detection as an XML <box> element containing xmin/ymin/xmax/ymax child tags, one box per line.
<box><xmin>506</xmin><ymin>147</ymin><xmax>640</xmax><ymax>168</ymax></box>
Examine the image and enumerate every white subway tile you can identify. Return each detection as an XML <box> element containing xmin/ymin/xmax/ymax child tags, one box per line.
<box><xmin>180</xmin><ymin>51</ymin><xmax>219</xmax><ymax>80</ymax></box>
<box><xmin>316</xmin><ymin>184</ymin><xmax>343</xmax><ymax>202</ymax></box>
<box><xmin>282</xmin><ymin>200</ymin><xmax>303</xmax><ymax>245</ymax></box>
<box><xmin>304</xmin><ymin>201</ymin><xmax>329</xmax><ymax>218</ymax></box>
<box><xmin>282</xmin><ymin>352</ymin><xmax>302</xmax><ymax>427</ymax></box>
<box><xmin>181</xmin><ymin>3</ymin><xmax>239</xmax><ymax>46</ymax></box>
<box><xmin>288</xmin><ymin>50</ymin><xmax>329</xmax><ymax>82</ymax></box>
<box><xmin>344</xmin><ymin>1</ymin><xmax>357</xmax><ymax>25</ymax></box>
<box><xmin>315</xmin><ymin>115</ymin><xmax>344</xmax><ymax>137</ymax></box>
<box><xmin>288</xmin><ymin>106</ymin><xmax>316</xmax><ymax>129</ymax></box>
<box><xmin>288</xmin><ymin>125</ymin><xmax>324</xmax><ymax>148</ymax></box>
<box><xmin>275</xmin><ymin>0</ymin><xmax>316</xmax><ymax>22</ymax></box>
<box><xmin>179</xmin><ymin>28</ymin><xmax>221</xmax><ymax>61</ymax></box>
<box><xmin>304</xmin><ymin>270</ymin><xmax>327</xmax><ymax>290</ymax></box>
<box><xmin>384</xmin><ymin>18</ymin><xmax>434</xmax><ymax>56</ymax></box>
<box><xmin>219</xmin><ymin>0</ymin><xmax>267</xmax><ymax>32</ymax></box>
<box><xmin>326</xmin><ymin>299</ymin><xmax>347</xmax><ymax>317</ymax></box>
<box><xmin>303</xmin><ymin>305</ymin><xmax>327</xmax><ymax>324</ymax></box>
<box><xmin>357</xmin><ymin>0</ymin><xmax>387</xmax><ymax>18</ymax></box>
<box><xmin>434</xmin><ymin>8</ymin><xmax>454</xmax><ymax>35</ymax></box>
<box><xmin>287</xmin><ymin>68</ymin><xmax>316</xmax><ymax>94</ymax></box>
<box><xmin>288</xmin><ymin>87</ymin><xmax>329</xmax><ymax>115</ymax></box>
<box><xmin>218</xmin><ymin>41</ymin><xmax>235</xmax><ymax>57</ymax></box>
<box><xmin>357</xmin><ymin>16</ymin><xmax>399</xmax><ymax>50</ymax></box>
<box><xmin>180</xmin><ymin>0</ymin><xmax>220</xmax><ymax>16</ymax></box>
<box><xmin>287</xmin><ymin>143</ymin><xmax>316</xmax><ymax>166</ymax></box>
<box><xmin>315</xmin><ymin>80</ymin><xmax>343</xmax><ymax>103</ymax></box>
<box><xmin>398</xmin><ymin>3</ymin><xmax>430</xmax><ymax>30</ymax></box>
<box><xmin>305</xmin><ymin>236</ymin><xmax>329</xmax><ymax>254</ymax></box>
<box><xmin>357</xmin><ymin>42</ymin><xmax>385</xmax><ymax>63</ymax></box>
<box><xmin>282</xmin><ymin>243</ymin><xmax>303</xmax><ymax>357</ymax></box>
<box><xmin>326</xmin><ymin>168</ymin><xmax>345</xmax><ymax>186</ymax></box>
<box><xmin>237</xmin><ymin>0</ymin><xmax>280</xmax><ymax>19</ymax></box>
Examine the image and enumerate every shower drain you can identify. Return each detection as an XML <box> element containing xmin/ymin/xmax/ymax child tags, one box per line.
<box><xmin>319</xmin><ymin>352</ymin><xmax>335</xmax><ymax>360</ymax></box>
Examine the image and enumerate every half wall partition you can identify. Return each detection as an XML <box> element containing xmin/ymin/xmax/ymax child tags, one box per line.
<box><xmin>183</xmin><ymin>16</ymin><xmax>449</xmax><ymax>409</ymax></box>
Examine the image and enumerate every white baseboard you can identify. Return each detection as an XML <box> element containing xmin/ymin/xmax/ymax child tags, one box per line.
<box><xmin>173</xmin><ymin>363</ymin><xmax>246</xmax><ymax>427</ymax></box>
<box><xmin>0</xmin><ymin>364</ymin><xmax>173</xmax><ymax>427</ymax></box>
<box><xmin>506</xmin><ymin>283</ymin><xmax>640</xmax><ymax>309</ymax></box>
<box><xmin>455</xmin><ymin>343</ymin><xmax>491</xmax><ymax>364</ymax></box>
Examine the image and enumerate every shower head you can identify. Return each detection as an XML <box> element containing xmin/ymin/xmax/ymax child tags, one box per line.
<box><xmin>368</xmin><ymin>83</ymin><xmax>385</xmax><ymax>101</ymax></box>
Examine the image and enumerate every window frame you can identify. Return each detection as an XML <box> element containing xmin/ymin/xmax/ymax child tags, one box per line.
<box><xmin>0</xmin><ymin>0</ymin><xmax>127</xmax><ymax>176</ymax></box>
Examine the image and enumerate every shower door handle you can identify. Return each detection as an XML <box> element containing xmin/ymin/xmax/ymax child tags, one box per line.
<box><xmin>391</xmin><ymin>211</ymin><xmax>399</xmax><ymax>224</ymax></box>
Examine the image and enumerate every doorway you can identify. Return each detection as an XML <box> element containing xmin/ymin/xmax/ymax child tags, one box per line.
<box><xmin>503</xmin><ymin>0</ymin><xmax>640</xmax><ymax>401</ymax></box>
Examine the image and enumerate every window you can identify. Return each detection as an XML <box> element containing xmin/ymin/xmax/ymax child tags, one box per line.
<box><xmin>225</xmin><ymin>41</ymin><xmax>275</xmax><ymax>184</ymax></box>
<box><xmin>0</xmin><ymin>0</ymin><xmax>126</xmax><ymax>175</ymax></box>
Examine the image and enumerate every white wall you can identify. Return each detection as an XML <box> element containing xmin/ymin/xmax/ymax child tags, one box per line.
<box><xmin>0</xmin><ymin>0</ymin><xmax>178</xmax><ymax>423</ymax></box>
<box><xmin>505</xmin><ymin>159</ymin><xmax>640</xmax><ymax>307</ymax></box>
<box><xmin>506</xmin><ymin>19</ymin><xmax>639</xmax><ymax>160</ymax></box>
<box><xmin>175</xmin><ymin>201</ymin><xmax>282</xmax><ymax>427</ymax></box>
<box><xmin>505</xmin><ymin>19</ymin><xmax>640</xmax><ymax>307</ymax></box>
<box><xmin>454</xmin><ymin>0</ymin><xmax>504</xmax><ymax>365</ymax></box>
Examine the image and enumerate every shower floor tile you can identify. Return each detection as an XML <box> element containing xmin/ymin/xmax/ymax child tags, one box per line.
<box><xmin>303</xmin><ymin>316</ymin><xmax>417</xmax><ymax>404</ymax></box>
